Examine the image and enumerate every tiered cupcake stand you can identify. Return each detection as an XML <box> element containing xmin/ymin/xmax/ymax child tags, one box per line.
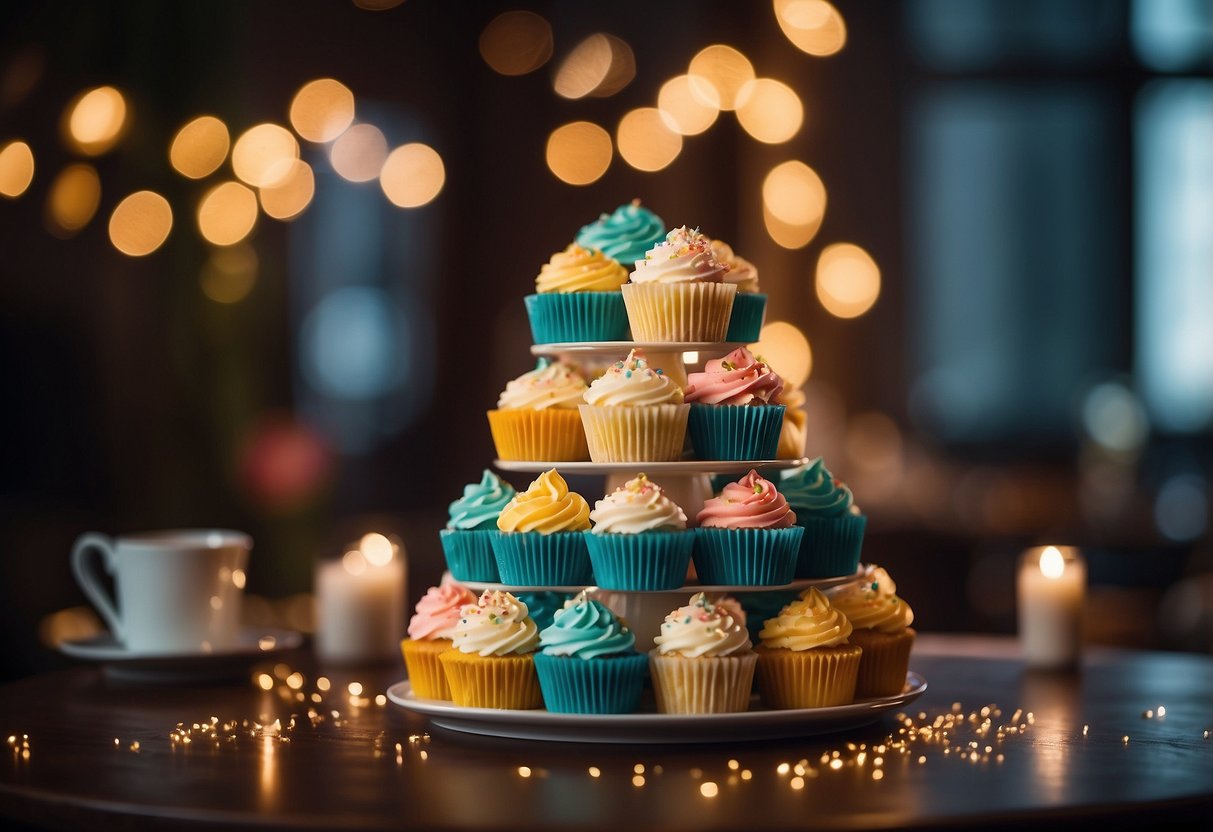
<box><xmin>388</xmin><ymin>339</ymin><xmax>926</xmax><ymax>743</ymax></box>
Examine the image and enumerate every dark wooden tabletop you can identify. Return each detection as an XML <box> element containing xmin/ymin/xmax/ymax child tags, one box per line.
<box><xmin>1</xmin><ymin>634</ymin><xmax>1210</xmax><ymax>831</ymax></box>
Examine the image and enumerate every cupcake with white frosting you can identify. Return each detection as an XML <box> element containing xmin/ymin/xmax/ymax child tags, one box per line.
<box><xmin>754</xmin><ymin>587</ymin><xmax>861</xmax><ymax>709</ymax></box>
<box><xmin>437</xmin><ymin>589</ymin><xmax>543</xmax><ymax>710</ymax></box>
<box><xmin>710</xmin><ymin>238</ymin><xmax>767</xmax><ymax>342</ymax></box>
<box><xmin>578</xmin><ymin>348</ymin><xmax>688</xmax><ymax>462</ymax></box>
<box><xmin>486</xmin><ymin>358</ymin><xmax>590</xmax><ymax>462</ymax></box>
<box><xmin>648</xmin><ymin>592</ymin><xmax>757</xmax><ymax>714</ymax></box>
<box><xmin>621</xmin><ymin>226</ymin><xmax>737</xmax><ymax>342</ymax></box>
<box><xmin>583</xmin><ymin>474</ymin><xmax>694</xmax><ymax>590</ymax></box>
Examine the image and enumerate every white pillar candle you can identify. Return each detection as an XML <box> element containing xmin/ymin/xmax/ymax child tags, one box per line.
<box><xmin>315</xmin><ymin>533</ymin><xmax>407</xmax><ymax>664</ymax></box>
<box><xmin>1016</xmin><ymin>545</ymin><xmax>1086</xmax><ymax>669</ymax></box>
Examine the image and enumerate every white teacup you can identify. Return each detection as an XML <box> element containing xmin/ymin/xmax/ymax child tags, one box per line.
<box><xmin>70</xmin><ymin>529</ymin><xmax>252</xmax><ymax>655</ymax></box>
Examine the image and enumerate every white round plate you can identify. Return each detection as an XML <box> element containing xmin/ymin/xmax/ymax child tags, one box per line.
<box><xmin>461</xmin><ymin>572</ymin><xmax>861</xmax><ymax>595</ymax></box>
<box><xmin>531</xmin><ymin>341</ymin><xmax>746</xmax><ymax>357</ymax></box>
<box><xmin>494</xmin><ymin>458</ymin><xmax>809</xmax><ymax>475</ymax></box>
<box><xmin>386</xmin><ymin>672</ymin><xmax>927</xmax><ymax>744</ymax></box>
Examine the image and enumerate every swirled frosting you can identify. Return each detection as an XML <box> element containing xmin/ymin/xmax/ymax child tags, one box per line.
<box><xmin>758</xmin><ymin>587</ymin><xmax>852</xmax><ymax>651</ymax></box>
<box><xmin>575</xmin><ymin>200</ymin><xmax>666</xmax><ymax>266</ymax></box>
<box><xmin>697</xmin><ymin>469</ymin><xmax>796</xmax><ymax>529</ymax></box>
<box><xmin>450</xmin><ymin>590</ymin><xmax>540</xmax><ymax>656</ymax></box>
<box><xmin>496</xmin><ymin>359</ymin><xmax>588</xmax><ymax>410</ymax></box>
<box><xmin>589</xmin><ymin>474</ymin><xmax>688</xmax><ymax>534</ymax></box>
<box><xmin>653</xmin><ymin>592</ymin><xmax>752</xmax><ymax>657</ymax></box>
<box><xmin>538</xmin><ymin>591</ymin><xmax>636</xmax><ymax>658</ymax></box>
<box><xmin>535</xmin><ymin>243</ymin><xmax>629</xmax><ymax>294</ymax></box>
<box><xmin>778</xmin><ymin>458</ymin><xmax>859</xmax><ymax>518</ymax></box>
<box><xmin>407</xmin><ymin>580</ymin><xmax>477</xmax><ymax>641</ymax></box>
<box><xmin>497</xmin><ymin>469</ymin><xmax>591</xmax><ymax>533</ymax></box>
<box><xmin>447</xmin><ymin>469</ymin><xmax>516</xmax><ymax>530</ymax></box>
<box><xmin>683</xmin><ymin>347</ymin><xmax>784</xmax><ymax>405</ymax></box>
<box><xmin>629</xmin><ymin>226</ymin><xmax>728</xmax><ymax>284</ymax></box>
<box><xmin>709</xmin><ymin>239</ymin><xmax>759</xmax><ymax>293</ymax></box>
<box><xmin>582</xmin><ymin>348</ymin><xmax>684</xmax><ymax>407</ymax></box>
<box><xmin>514</xmin><ymin>591</ymin><xmax>572</xmax><ymax>631</ymax></box>
<box><xmin>827</xmin><ymin>565</ymin><xmax>914</xmax><ymax>633</ymax></box>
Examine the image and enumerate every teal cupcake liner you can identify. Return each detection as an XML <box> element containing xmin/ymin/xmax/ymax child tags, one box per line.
<box><xmin>792</xmin><ymin>512</ymin><xmax>867</xmax><ymax>579</ymax></box>
<box><xmin>725</xmin><ymin>293</ymin><xmax>767</xmax><ymax>342</ymax></box>
<box><xmin>524</xmin><ymin>292</ymin><xmax>629</xmax><ymax>344</ymax></box>
<box><xmin>533</xmin><ymin>651</ymin><xmax>649</xmax><ymax>714</ymax></box>
<box><xmin>691</xmin><ymin>526</ymin><xmax>803</xmax><ymax>586</ymax></box>
<box><xmin>733</xmin><ymin>589</ymin><xmax>800</xmax><ymax>644</ymax></box>
<box><xmin>439</xmin><ymin>529</ymin><xmax>501</xmax><ymax>583</ymax></box>
<box><xmin>687</xmin><ymin>404</ymin><xmax>785</xmax><ymax>461</ymax></box>
<box><xmin>491</xmin><ymin>531</ymin><xmax>594</xmax><ymax>586</ymax></box>
<box><xmin>583</xmin><ymin>531</ymin><xmax>695</xmax><ymax>591</ymax></box>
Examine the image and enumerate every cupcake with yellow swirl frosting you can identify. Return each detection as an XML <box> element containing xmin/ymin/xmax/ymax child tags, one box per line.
<box><xmin>584</xmin><ymin>474</ymin><xmax>694</xmax><ymax>590</ymax></box>
<box><xmin>579</xmin><ymin>348</ymin><xmax>689</xmax><ymax>462</ymax></box>
<box><xmin>524</xmin><ymin>242</ymin><xmax>631</xmax><ymax>344</ymax></box>
<box><xmin>755</xmin><ymin>587</ymin><xmax>862</xmax><ymax>709</ymax></box>
<box><xmin>827</xmin><ymin>565</ymin><xmax>915</xmax><ymax>698</ymax></box>
<box><xmin>649</xmin><ymin>592</ymin><xmax>757</xmax><ymax>714</ymax></box>
<box><xmin>622</xmin><ymin>226</ymin><xmax>736</xmax><ymax>342</ymax></box>
<box><xmin>490</xmin><ymin>469</ymin><xmax>594</xmax><ymax>586</ymax></box>
<box><xmin>486</xmin><ymin>359</ymin><xmax>590</xmax><ymax>462</ymax></box>
<box><xmin>438</xmin><ymin>589</ymin><xmax>543</xmax><ymax>709</ymax></box>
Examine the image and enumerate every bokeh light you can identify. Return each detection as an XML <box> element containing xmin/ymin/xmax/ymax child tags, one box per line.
<box><xmin>108</xmin><ymin>191</ymin><xmax>172</xmax><ymax>256</ymax></box>
<box><xmin>289</xmin><ymin>79</ymin><xmax>355</xmax><ymax>143</ymax></box>
<box><xmin>774</xmin><ymin>0</ymin><xmax>847</xmax><ymax>57</ymax></box>
<box><xmin>617</xmin><ymin>108</ymin><xmax>682</xmax><ymax>172</ymax></box>
<box><xmin>479</xmin><ymin>11</ymin><xmax>553</xmax><ymax>76</ymax></box>
<box><xmin>63</xmin><ymin>86</ymin><xmax>128</xmax><ymax>155</ymax></box>
<box><xmin>46</xmin><ymin>163</ymin><xmax>101</xmax><ymax>236</ymax></box>
<box><xmin>329</xmin><ymin>123</ymin><xmax>387</xmax><ymax>182</ymax></box>
<box><xmin>735</xmin><ymin>78</ymin><xmax>803</xmax><ymax>143</ymax></box>
<box><xmin>762</xmin><ymin>161</ymin><xmax>826</xmax><ymax>248</ymax></box>
<box><xmin>380</xmin><ymin>143</ymin><xmax>445</xmax><ymax>208</ymax></box>
<box><xmin>816</xmin><ymin>242</ymin><xmax>880</xmax><ymax>318</ymax></box>
<box><xmin>1082</xmin><ymin>381</ymin><xmax>1149</xmax><ymax>453</ymax></box>
<box><xmin>259</xmin><ymin>159</ymin><xmax>315</xmax><ymax>220</ymax></box>
<box><xmin>0</xmin><ymin>140</ymin><xmax>35</xmax><ymax>198</ymax></box>
<box><xmin>1155</xmin><ymin>474</ymin><xmax>1208</xmax><ymax>542</ymax></box>
<box><xmin>200</xmin><ymin>243</ymin><xmax>258</xmax><ymax>304</ymax></box>
<box><xmin>546</xmin><ymin>121</ymin><xmax>612</xmax><ymax>185</ymax></box>
<box><xmin>554</xmin><ymin>34</ymin><xmax>635</xmax><ymax>99</ymax></box>
<box><xmin>687</xmin><ymin>45</ymin><xmax>754</xmax><ymax>111</ymax></box>
<box><xmin>197</xmin><ymin>181</ymin><xmax>258</xmax><ymax>246</ymax></box>
<box><xmin>169</xmin><ymin>116</ymin><xmax>230</xmax><ymax>179</ymax></box>
<box><xmin>750</xmin><ymin>321</ymin><xmax>812</xmax><ymax>387</ymax></box>
<box><xmin>231</xmin><ymin>123</ymin><xmax>299</xmax><ymax>188</ymax></box>
<box><xmin>657</xmin><ymin>75</ymin><xmax>719</xmax><ymax>136</ymax></box>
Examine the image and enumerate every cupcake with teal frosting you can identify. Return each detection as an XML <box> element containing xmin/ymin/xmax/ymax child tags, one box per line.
<box><xmin>514</xmin><ymin>591</ymin><xmax>575</xmax><ymax>631</ymax></box>
<box><xmin>779</xmin><ymin>458</ymin><xmax>867</xmax><ymax>579</ymax></box>
<box><xmin>575</xmin><ymin>199</ymin><xmax>666</xmax><ymax>267</ymax></box>
<box><xmin>533</xmin><ymin>591</ymin><xmax>649</xmax><ymax>714</ymax></box>
<box><xmin>439</xmin><ymin>470</ymin><xmax>516</xmax><ymax>582</ymax></box>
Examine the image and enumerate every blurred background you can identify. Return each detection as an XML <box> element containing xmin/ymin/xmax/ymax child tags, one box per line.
<box><xmin>1</xmin><ymin>0</ymin><xmax>1211</xmax><ymax>681</ymax></box>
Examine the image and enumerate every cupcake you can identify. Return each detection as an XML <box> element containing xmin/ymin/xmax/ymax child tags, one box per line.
<box><xmin>710</xmin><ymin>239</ymin><xmax>767</xmax><ymax>343</ymax></box>
<box><xmin>779</xmin><ymin>458</ymin><xmax>867</xmax><ymax>579</ymax></box>
<box><xmin>621</xmin><ymin>226</ymin><xmax>737</xmax><ymax>342</ymax></box>
<box><xmin>491</xmin><ymin>468</ymin><xmax>594</xmax><ymax>586</ymax></box>
<box><xmin>533</xmin><ymin>591</ymin><xmax>649</xmax><ymax>714</ymax></box>
<box><xmin>774</xmin><ymin>384</ymin><xmax>808</xmax><ymax>460</ymax></box>
<box><xmin>399</xmin><ymin>578</ymin><xmax>477</xmax><ymax>700</ymax></box>
<box><xmin>692</xmin><ymin>469</ymin><xmax>803</xmax><ymax>586</ymax></box>
<box><xmin>438</xmin><ymin>589</ymin><xmax>543</xmax><ymax>709</ymax></box>
<box><xmin>755</xmin><ymin>587</ymin><xmax>862</xmax><ymax>709</ymax></box>
<box><xmin>584</xmin><ymin>473</ymin><xmax>694</xmax><ymax>590</ymax></box>
<box><xmin>683</xmin><ymin>346</ymin><xmax>785</xmax><ymax>461</ymax></box>
<box><xmin>513</xmin><ymin>591</ymin><xmax>574</xmax><ymax>631</ymax></box>
<box><xmin>578</xmin><ymin>348</ymin><xmax>689</xmax><ymax>462</ymax></box>
<box><xmin>486</xmin><ymin>359</ymin><xmax>590</xmax><ymax>462</ymax></box>
<box><xmin>827</xmin><ymin>565</ymin><xmax>915</xmax><ymax>698</ymax></box>
<box><xmin>648</xmin><ymin>591</ymin><xmax>757</xmax><ymax>714</ymax></box>
<box><xmin>575</xmin><ymin>199</ymin><xmax>666</xmax><ymax>267</ymax></box>
<box><xmin>438</xmin><ymin>470</ymin><xmax>515</xmax><ymax>582</ymax></box>
<box><xmin>524</xmin><ymin>243</ymin><xmax>630</xmax><ymax>344</ymax></box>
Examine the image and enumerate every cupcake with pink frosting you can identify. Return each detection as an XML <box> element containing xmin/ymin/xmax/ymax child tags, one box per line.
<box><xmin>692</xmin><ymin>469</ymin><xmax>803</xmax><ymax>586</ymax></box>
<box><xmin>621</xmin><ymin>226</ymin><xmax>737</xmax><ymax>342</ymax></box>
<box><xmin>399</xmin><ymin>577</ymin><xmax>477</xmax><ymax>700</ymax></box>
<box><xmin>683</xmin><ymin>347</ymin><xmax>786</xmax><ymax>461</ymax></box>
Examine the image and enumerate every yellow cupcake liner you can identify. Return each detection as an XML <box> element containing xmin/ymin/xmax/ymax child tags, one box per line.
<box><xmin>486</xmin><ymin>408</ymin><xmax>589</xmax><ymax>462</ymax></box>
<box><xmin>621</xmin><ymin>282</ymin><xmax>736</xmax><ymax>342</ymax></box>
<box><xmin>438</xmin><ymin>648</ymin><xmax>543</xmax><ymax>710</ymax></box>
<box><xmin>400</xmin><ymin>638</ymin><xmax>454</xmax><ymax>701</ymax></box>
<box><xmin>848</xmin><ymin>628</ymin><xmax>915</xmax><ymax>699</ymax></box>
<box><xmin>578</xmin><ymin>403</ymin><xmax>690</xmax><ymax>462</ymax></box>
<box><xmin>648</xmin><ymin>650</ymin><xmax>757</xmax><ymax>714</ymax></box>
<box><xmin>755</xmin><ymin>644</ymin><xmax>862</xmax><ymax>709</ymax></box>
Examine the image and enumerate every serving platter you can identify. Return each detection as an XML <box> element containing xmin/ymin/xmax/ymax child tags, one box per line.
<box><xmin>493</xmin><ymin>458</ymin><xmax>809</xmax><ymax>475</ymax></box>
<box><xmin>530</xmin><ymin>341</ymin><xmax>747</xmax><ymax>357</ymax></box>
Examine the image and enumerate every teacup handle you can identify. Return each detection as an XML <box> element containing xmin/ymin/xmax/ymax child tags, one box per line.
<box><xmin>70</xmin><ymin>533</ymin><xmax>124</xmax><ymax>642</ymax></box>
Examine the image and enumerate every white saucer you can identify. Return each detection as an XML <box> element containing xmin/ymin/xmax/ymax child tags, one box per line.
<box><xmin>59</xmin><ymin>627</ymin><xmax>304</xmax><ymax>683</ymax></box>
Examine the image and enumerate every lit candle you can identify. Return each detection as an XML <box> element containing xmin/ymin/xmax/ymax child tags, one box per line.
<box><xmin>315</xmin><ymin>533</ymin><xmax>407</xmax><ymax>664</ymax></box>
<box><xmin>1016</xmin><ymin>545</ymin><xmax>1086</xmax><ymax>669</ymax></box>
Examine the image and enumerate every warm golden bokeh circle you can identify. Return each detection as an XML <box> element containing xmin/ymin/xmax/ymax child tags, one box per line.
<box><xmin>379</xmin><ymin>143</ymin><xmax>445</xmax><ymax>208</ymax></box>
<box><xmin>479</xmin><ymin>11</ymin><xmax>553</xmax><ymax>76</ymax></box>
<box><xmin>289</xmin><ymin>79</ymin><xmax>356</xmax><ymax>143</ymax></box>
<box><xmin>546</xmin><ymin>121</ymin><xmax>612</xmax><ymax>185</ymax></box>
<box><xmin>750</xmin><ymin>321</ymin><xmax>813</xmax><ymax>388</ymax></box>
<box><xmin>816</xmin><ymin>242</ymin><xmax>880</xmax><ymax>318</ymax></box>
<box><xmin>46</xmin><ymin>163</ymin><xmax>101</xmax><ymax>236</ymax></box>
<box><xmin>169</xmin><ymin>116</ymin><xmax>231</xmax><ymax>179</ymax></box>
<box><xmin>197</xmin><ymin>181</ymin><xmax>258</xmax><ymax>246</ymax></box>
<box><xmin>108</xmin><ymin>191</ymin><xmax>173</xmax><ymax>256</ymax></box>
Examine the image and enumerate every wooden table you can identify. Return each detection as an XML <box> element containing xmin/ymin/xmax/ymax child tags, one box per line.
<box><xmin>1</xmin><ymin>635</ymin><xmax>1210</xmax><ymax>830</ymax></box>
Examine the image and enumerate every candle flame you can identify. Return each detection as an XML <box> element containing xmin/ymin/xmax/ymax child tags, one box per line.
<box><xmin>1039</xmin><ymin>546</ymin><xmax>1065</xmax><ymax>579</ymax></box>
